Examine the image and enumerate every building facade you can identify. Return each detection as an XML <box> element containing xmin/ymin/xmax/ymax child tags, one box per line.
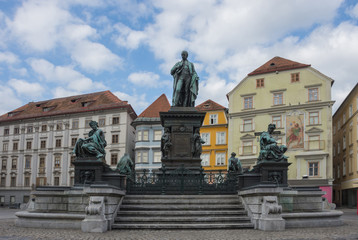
<box><xmin>227</xmin><ymin>57</ymin><xmax>334</xmax><ymax>200</ymax></box>
<box><xmin>132</xmin><ymin>94</ymin><xmax>170</xmax><ymax>173</ymax></box>
<box><xmin>0</xmin><ymin>91</ymin><xmax>137</xmax><ymax>206</ymax></box>
<box><xmin>196</xmin><ymin>100</ymin><xmax>228</xmax><ymax>171</ymax></box>
<box><xmin>332</xmin><ymin>83</ymin><xmax>358</xmax><ymax>207</ymax></box>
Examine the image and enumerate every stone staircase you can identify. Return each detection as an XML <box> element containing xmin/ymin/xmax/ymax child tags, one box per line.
<box><xmin>112</xmin><ymin>195</ymin><xmax>254</xmax><ymax>229</ymax></box>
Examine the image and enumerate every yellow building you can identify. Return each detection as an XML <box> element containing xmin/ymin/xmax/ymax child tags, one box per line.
<box><xmin>332</xmin><ymin>83</ymin><xmax>358</xmax><ymax>207</ymax></box>
<box><xmin>196</xmin><ymin>100</ymin><xmax>228</xmax><ymax>171</ymax></box>
<box><xmin>227</xmin><ymin>57</ymin><xmax>335</xmax><ymax>196</ymax></box>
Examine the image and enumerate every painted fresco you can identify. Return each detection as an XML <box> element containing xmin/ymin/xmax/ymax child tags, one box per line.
<box><xmin>286</xmin><ymin>114</ymin><xmax>304</xmax><ymax>149</ymax></box>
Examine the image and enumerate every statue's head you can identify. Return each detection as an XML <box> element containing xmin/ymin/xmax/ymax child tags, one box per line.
<box><xmin>231</xmin><ymin>152</ymin><xmax>236</xmax><ymax>157</ymax></box>
<box><xmin>181</xmin><ymin>50</ymin><xmax>188</xmax><ymax>60</ymax></box>
<box><xmin>268</xmin><ymin>123</ymin><xmax>276</xmax><ymax>132</ymax></box>
<box><xmin>89</xmin><ymin>120</ymin><xmax>98</xmax><ymax>129</ymax></box>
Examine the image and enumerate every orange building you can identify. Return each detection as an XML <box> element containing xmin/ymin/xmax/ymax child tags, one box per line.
<box><xmin>196</xmin><ymin>100</ymin><xmax>228</xmax><ymax>171</ymax></box>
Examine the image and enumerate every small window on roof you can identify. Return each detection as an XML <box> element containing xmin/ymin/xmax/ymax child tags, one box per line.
<box><xmin>81</xmin><ymin>101</ymin><xmax>94</xmax><ymax>107</ymax></box>
<box><xmin>43</xmin><ymin>106</ymin><xmax>55</xmax><ymax>112</ymax></box>
<box><xmin>203</xmin><ymin>103</ymin><xmax>210</xmax><ymax>109</ymax></box>
<box><xmin>36</xmin><ymin>104</ymin><xmax>41</xmax><ymax>107</ymax></box>
<box><xmin>270</xmin><ymin>62</ymin><xmax>275</xmax><ymax>66</ymax></box>
<box><xmin>71</xmin><ymin>98</ymin><xmax>79</xmax><ymax>103</ymax></box>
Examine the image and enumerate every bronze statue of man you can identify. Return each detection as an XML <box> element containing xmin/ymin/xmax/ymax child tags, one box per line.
<box><xmin>171</xmin><ymin>50</ymin><xmax>199</xmax><ymax>107</ymax></box>
<box><xmin>258</xmin><ymin>123</ymin><xmax>288</xmax><ymax>162</ymax></box>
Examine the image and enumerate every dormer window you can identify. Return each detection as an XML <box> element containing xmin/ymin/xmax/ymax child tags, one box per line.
<box><xmin>8</xmin><ymin>111</ymin><xmax>21</xmax><ymax>117</ymax></box>
<box><xmin>203</xmin><ymin>103</ymin><xmax>211</xmax><ymax>109</ymax></box>
<box><xmin>43</xmin><ymin>106</ymin><xmax>55</xmax><ymax>112</ymax></box>
<box><xmin>71</xmin><ymin>98</ymin><xmax>80</xmax><ymax>103</ymax></box>
<box><xmin>81</xmin><ymin>101</ymin><xmax>94</xmax><ymax>107</ymax></box>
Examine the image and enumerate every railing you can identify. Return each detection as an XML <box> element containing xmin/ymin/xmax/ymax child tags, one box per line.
<box><xmin>127</xmin><ymin>165</ymin><xmax>240</xmax><ymax>195</ymax></box>
<box><xmin>305</xmin><ymin>140</ymin><xmax>325</xmax><ymax>151</ymax></box>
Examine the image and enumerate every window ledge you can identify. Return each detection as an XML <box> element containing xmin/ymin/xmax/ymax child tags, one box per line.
<box><xmin>307</xmin><ymin>124</ymin><xmax>322</xmax><ymax>127</ymax></box>
<box><xmin>271</xmin><ymin>104</ymin><xmax>286</xmax><ymax>107</ymax></box>
<box><xmin>306</xmin><ymin>100</ymin><xmax>321</xmax><ymax>103</ymax></box>
<box><xmin>242</xmin><ymin>108</ymin><xmax>255</xmax><ymax>111</ymax></box>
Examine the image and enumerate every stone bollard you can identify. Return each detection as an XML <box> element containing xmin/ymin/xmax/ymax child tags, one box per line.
<box><xmin>258</xmin><ymin>196</ymin><xmax>285</xmax><ymax>231</ymax></box>
<box><xmin>81</xmin><ymin>196</ymin><xmax>108</xmax><ymax>233</ymax></box>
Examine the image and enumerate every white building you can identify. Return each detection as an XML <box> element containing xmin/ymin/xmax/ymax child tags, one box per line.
<box><xmin>0</xmin><ymin>91</ymin><xmax>137</xmax><ymax>206</ymax></box>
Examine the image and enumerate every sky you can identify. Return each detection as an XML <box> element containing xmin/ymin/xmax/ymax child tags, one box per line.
<box><xmin>0</xmin><ymin>0</ymin><xmax>357</xmax><ymax>116</ymax></box>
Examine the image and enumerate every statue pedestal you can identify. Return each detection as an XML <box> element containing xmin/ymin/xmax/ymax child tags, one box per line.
<box><xmin>160</xmin><ymin>107</ymin><xmax>205</xmax><ymax>171</ymax></box>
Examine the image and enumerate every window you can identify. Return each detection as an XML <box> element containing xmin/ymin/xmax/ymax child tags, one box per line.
<box><xmin>273</xmin><ymin>92</ymin><xmax>283</xmax><ymax>105</ymax></box>
<box><xmin>291</xmin><ymin>73</ymin><xmax>300</xmax><ymax>83</ymax></box>
<box><xmin>136</xmin><ymin>151</ymin><xmax>148</xmax><ymax>163</ymax></box>
<box><xmin>333</xmin><ymin>144</ymin><xmax>336</xmax><ymax>157</ymax></box>
<box><xmin>142</xmin><ymin>152</ymin><xmax>148</xmax><ymax>163</ymax></box>
<box><xmin>3</xmin><ymin>143</ymin><xmax>8</xmax><ymax>151</ymax></box>
<box><xmin>201</xmin><ymin>133</ymin><xmax>210</xmax><ymax>145</ymax></box>
<box><xmin>24</xmin><ymin>176</ymin><xmax>30</xmax><ymax>187</ymax></box>
<box><xmin>56</xmin><ymin>123</ymin><xmax>62</xmax><ymax>130</ymax></box>
<box><xmin>14</xmin><ymin>127</ymin><xmax>19</xmax><ymax>135</ymax></box>
<box><xmin>12</xmin><ymin>159</ymin><xmax>17</xmax><ymax>169</ymax></box>
<box><xmin>2</xmin><ymin>160</ymin><xmax>6</xmax><ymax>170</ymax></box>
<box><xmin>10</xmin><ymin>196</ymin><xmax>15</xmax><ymax>203</ymax></box>
<box><xmin>27</xmin><ymin>126</ymin><xmax>33</xmax><ymax>133</ymax></box>
<box><xmin>343</xmin><ymin>114</ymin><xmax>346</xmax><ymax>124</ymax></box>
<box><xmin>154</xmin><ymin>130</ymin><xmax>162</xmax><ymax>141</ymax></box>
<box><xmin>333</xmin><ymin>126</ymin><xmax>336</xmax><ymax>135</ymax></box>
<box><xmin>142</xmin><ymin>131</ymin><xmax>149</xmax><ymax>141</ymax></box>
<box><xmin>84</xmin><ymin>119</ymin><xmax>92</xmax><ymax>128</ymax></box>
<box><xmin>54</xmin><ymin>156</ymin><xmax>61</xmax><ymax>168</ymax></box>
<box><xmin>41</xmin><ymin>125</ymin><xmax>47</xmax><ymax>132</ymax></box>
<box><xmin>136</xmin><ymin>131</ymin><xmax>142</xmax><ymax>141</ymax></box>
<box><xmin>210</xmin><ymin>114</ymin><xmax>218</xmax><ymax>125</ymax></box>
<box><xmin>256</xmin><ymin>78</ymin><xmax>264</xmax><ymax>88</ymax></box>
<box><xmin>242</xmin><ymin>141</ymin><xmax>253</xmax><ymax>154</ymax></box>
<box><xmin>99</xmin><ymin>118</ymin><xmax>106</xmax><ymax>127</ymax></box>
<box><xmin>55</xmin><ymin>139</ymin><xmax>62</xmax><ymax>148</ymax></box>
<box><xmin>349</xmin><ymin>149</ymin><xmax>353</xmax><ymax>173</ymax></box>
<box><xmin>272</xmin><ymin>115</ymin><xmax>282</xmax><ymax>128</ymax></box>
<box><xmin>343</xmin><ymin>135</ymin><xmax>346</xmax><ymax>150</ymax></box>
<box><xmin>70</xmin><ymin>156</ymin><xmax>75</xmax><ymax>167</ymax></box>
<box><xmin>309</xmin><ymin>112</ymin><xmax>319</xmax><ymax>125</ymax></box>
<box><xmin>37</xmin><ymin>177</ymin><xmax>46</xmax><ymax>186</ymax></box>
<box><xmin>308</xmin><ymin>88</ymin><xmax>319</xmax><ymax>101</ymax></box>
<box><xmin>112</xmin><ymin>117</ymin><xmax>120</xmax><ymax>125</ymax></box>
<box><xmin>216</xmin><ymin>132</ymin><xmax>226</xmax><ymax>145</ymax></box>
<box><xmin>349</xmin><ymin>129</ymin><xmax>353</xmax><ymax>145</ymax></box>
<box><xmin>338</xmin><ymin>120</ymin><xmax>341</xmax><ymax>129</ymax></box>
<box><xmin>13</xmin><ymin>142</ymin><xmax>18</xmax><ymax>151</ymax></box>
<box><xmin>308</xmin><ymin>162</ymin><xmax>319</xmax><ymax>177</ymax></box>
<box><xmin>11</xmin><ymin>177</ymin><xmax>16</xmax><ymax>187</ymax></box>
<box><xmin>111</xmin><ymin>154</ymin><xmax>118</xmax><ymax>166</ymax></box>
<box><xmin>72</xmin><ymin>120</ymin><xmax>79</xmax><ymax>129</ymax></box>
<box><xmin>216</xmin><ymin>152</ymin><xmax>226</xmax><ymax>166</ymax></box>
<box><xmin>153</xmin><ymin>151</ymin><xmax>162</xmax><ymax>163</ymax></box>
<box><xmin>26</xmin><ymin>141</ymin><xmax>32</xmax><ymax>150</ymax></box>
<box><xmin>244</xmin><ymin>96</ymin><xmax>253</xmax><ymax>109</ymax></box>
<box><xmin>343</xmin><ymin>159</ymin><xmax>346</xmax><ymax>176</ymax></box>
<box><xmin>112</xmin><ymin>134</ymin><xmax>119</xmax><ymax>144</ymax></box>
<box><xmin>39</xmin><ymin>157</ymin><xmax>45</xmax><ymax>168</ymax></box>
<box><xmin>337</xmin><ymin>141</ymin><xmax>340</xmax><ymax>154</ymax></box>
<box><xmin>39</xmin><ymin>140</ymin><xmax>46</xmax><ymax>149</ymax></box>
<box><xmin>25</xmin><ymin>157</ymin><xmax>31</xmax><ymax>169</ymax></box>
<box><xmin>242</xmin><ymin>119</ymin><xmax>253</xmax><ymax>132</ymax></box>
<box><xmin>4</xmin><ymin>128</ymin><xmax>9</xmax><ymax>135</ymax></box>
<box><xmin>71</xmin><ymin>138</ymin><xmax>77</xmax><ymax>147</ymax></box>
<box><xmin>1</xmin><ymin>177</ymin><xmax>6</xmax><ymax>187</ymax></box>
<box><xmin>54</xmin><ymin>177</ymin><xmax>60</xmax><ymax>186</ymax></box>
<box><xmin>201</xmin><ymin>153</ymin><xmax>210</xmax><ymax>166</ymax></box>
<box><xmin>349</xmin><ymin>104</ymin><xmax>353</xmax><ymax>118</ymax></box>
<box><xmin>337</xmin><ymin>165</ymin><xmax>340</xmax><ymax>178</ymax></box>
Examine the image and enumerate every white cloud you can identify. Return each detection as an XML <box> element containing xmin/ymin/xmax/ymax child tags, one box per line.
<box><xmin>347</xmin><ymin>3</ymin><xmax>358</xmax><ymax>19</ymax></box>
<box><xmin>8</xmin><ymin>78</ymin><xmax>45</xmax><ymax>98</ymax></box>
<box><xmin>0</xmin><ymin>51</ymin><xmax>19</xmax><ymax>64</ymax></box>
<box><xmin>0</xmin><ymin>86</ymin><xmax>22</xmax><ymax>114</ymax></box>
<box><xmin>128</xmin><ymin>71</ymin><xmax>160</xmax><ymax>87</ymax></box>
<box><xmin>113</xmin><ymin>90</ymin><xmax>149</xmax><ymax>115</ymax></box>
<box><xmin>29</xmin><ymin>58</ymin><xmax>106</xmax><ymax>92</ymax></box>
<box><xmin>52</xmin><ymin>87</ymin><xmax>82</xmax><ymax>98</ymax></box>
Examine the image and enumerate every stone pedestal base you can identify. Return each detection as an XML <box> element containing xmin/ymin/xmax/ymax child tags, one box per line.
<box><xmin>160</xmin><ymin>107</ymin><xmax>205</xmax><ymax>171</ymax></box>
<box><xmin>81</xmin><ymin>217</ymin><xmax>108</xmax><ymax>233</ymax></box>
<box><xmin>258</xmin><ymin>218</ymin><xmax>285</xmax><ymax>231</ymax></box>
<box><xmin>73</xmin><ymin>158</ymin><xmax>106</xmax><ymax>185</ymax></box>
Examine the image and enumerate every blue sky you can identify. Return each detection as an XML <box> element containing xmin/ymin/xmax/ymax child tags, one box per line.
<box><xmin>0</xmin><ymin>0</ymin><xmax>357</xmax><ymax>115</ymax></box>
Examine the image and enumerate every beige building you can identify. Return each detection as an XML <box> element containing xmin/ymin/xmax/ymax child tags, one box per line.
<box><xmin>227</xmin><ymin>57</ymin><xmax>335</xmax><ymax>199</ymax></box>
<box><xmin>0</xmin><ymin>91</ymin><xmax>137</xmax><ymax>206</ymax></box>
<box><xmin>332</xmin><ymin>83</ymin><xmax>358</xmax><ymax>207</ymax></box>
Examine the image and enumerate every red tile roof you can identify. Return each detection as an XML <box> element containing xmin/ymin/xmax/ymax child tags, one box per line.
<box><xmin>196</xmin><ymin>99</ymin><xmax>226</xmax><ymax>112</ymax></box>
<box><xmin>248</xmin><ymin>56</ymin><xmax>311</xmax><ymax>76</ymax></box>
<box><xmin>138</xmin><ymin>94</ymin><xmax>170</xmax><ymax>118</ymax></box>
<box><xmin>0</xmin><ymin>90</ymin><xmax>137</xmax><ymax>123</ymax></box>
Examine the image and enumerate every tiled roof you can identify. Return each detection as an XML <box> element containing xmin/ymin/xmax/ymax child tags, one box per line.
<box><xmin>0</xmin><ymin>90</ymin><xmax>137</xmax><ymax>123</ymax></box>
<box><xmin>196</xmin><ymin>99</ymin><xmax>226</xmax><ymax>112</ymax></box>
<box><xmin>248</xmin><ymin>56</ymin><xmax>311</xmax><ymax>76</ymax></box>
<box><xmin>138</xmin><ymin>94</ymin><xmax>170</xmax><ymax>118</ymax></box>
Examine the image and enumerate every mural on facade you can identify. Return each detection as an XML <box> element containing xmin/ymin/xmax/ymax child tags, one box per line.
<box><xmin>286</xmin><ymin>113</ymin><xmax>304</xmax><ymax>149</ymax></box>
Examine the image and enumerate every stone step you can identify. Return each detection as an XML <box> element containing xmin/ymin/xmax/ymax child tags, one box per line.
<box><xmin>119</xmin><ymin>204</ymin><xmax>243</xmax><ymax>211</ymax></box>
<box><xmin>117</xmin><ymin>209</ymin><xmax>248</xmax><ymax>216</ymax></box>
<box><xmin>124</xmin><ymin>195</ymin><xmax>239</xmax><ymax>200</ymax></box>
<box><xmin>122</xmin><ymin>198</ymin><xmax>241</xmax><ymax>205</ymax></box>
<box><xmin>112</xmin><ymin>222</ymin><xmax>254</xmax><ymax>229</ymax></box>
<box><xmin>115</xmin><ymin>216</ymin><xmax>251</xmax><ymax>223</ymax></box>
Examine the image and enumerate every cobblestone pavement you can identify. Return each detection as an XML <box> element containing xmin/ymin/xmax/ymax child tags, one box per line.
<box><xmin>0</xmin><ymin>209</ymin><xmax>357</xmax><ymax>240</ymax></box>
